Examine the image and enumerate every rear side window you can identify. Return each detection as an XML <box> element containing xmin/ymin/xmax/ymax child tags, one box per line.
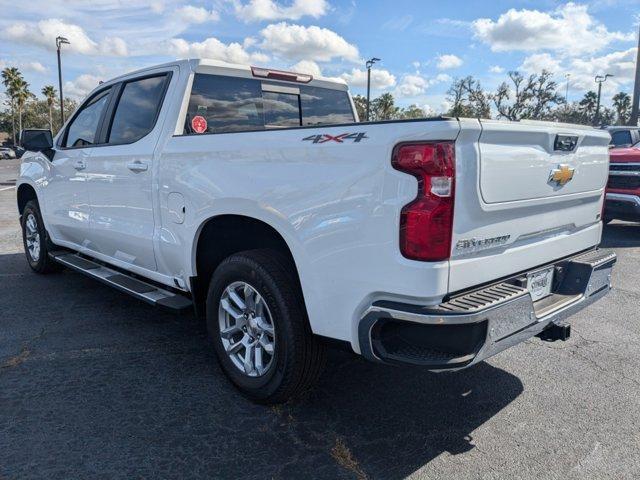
<box><xmin>301</xmin><ymin>86</ymin><xmax>354</xmax><ymax>125</ymax></box>
<box><xmin>183</xmin><ymin>74</ymin><xmax>354</xmax><ymax>134</ymax></box>
<box><xmin>186</xmin><ymin>75</ymin><xmax>263</xmax><ymax>134</ymax></box>
<box><xmin>108</xmin><ymin>75</ymin><xmax>168</xmax><ymax>144</ymax></box>
<box><xmin>64</xmin><ymin>88</ymin><xmax>111</xmax><ymax>147</ymax></box>
<box><xmin>610</xmin><ymin>130</ymin><xmax>632</xmax><ymax>146</ymax></box>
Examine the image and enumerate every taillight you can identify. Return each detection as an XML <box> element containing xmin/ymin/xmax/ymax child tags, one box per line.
<box><xmin>392</xmin><ymin>142</ymin><xmax>455</xmax><ymax>261</ymax></box>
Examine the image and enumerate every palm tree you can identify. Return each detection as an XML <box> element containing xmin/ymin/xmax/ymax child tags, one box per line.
<box><xmin>579</xmin><ymin>91</ymin><xmax>598</xmax><ymax>123</ymax></box>
<box><xmin>11</xmin><ymin>77</ymin><xmax>33</xmax><ymax>135</ymax></box>
<box><xmin>1</xmin><ymin>66</ymin><xmax>21</xmax><ymax>144</ymax></box>
<box><xmin>612</xmin><ymin>92</ymin><xmax>631</xmax><ymax>125</ymax></box>
<box><xmin>42</xmin><ymin>85</ymin><xmax>57</xmax><ymax>131</ymax></box>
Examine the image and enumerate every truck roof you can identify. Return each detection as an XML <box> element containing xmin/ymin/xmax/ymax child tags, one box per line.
<box><xmin>98</xmin><ymin>58</ymin><xmax>349</xmax><ymax>92</ymax></box>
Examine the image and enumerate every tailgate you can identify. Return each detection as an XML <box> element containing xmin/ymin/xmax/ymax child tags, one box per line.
<box><xmin>448</xmin><ymin>119</ymin><xmax>610</xmax><ymax>293</ymax></box>
<box><xmin>479</xmin><ymin>119</ymin><xmax>609</xmax><ymax>203</ymax></box>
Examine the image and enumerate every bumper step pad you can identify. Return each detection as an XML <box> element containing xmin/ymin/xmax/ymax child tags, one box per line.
<box><xmin>49</xmin><ymin>252</ymin><xmax>192</xmax><ymax>312</ymax></box>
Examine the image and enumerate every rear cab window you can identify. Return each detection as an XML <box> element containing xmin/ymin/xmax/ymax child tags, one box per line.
<box><xmin>610</xmin><ymin>130</ymin><xmax>633</xmax><ymax>147</ymax></box>
<box><xmin>183</xmin><ymin>73</ymin><xmax>354</xmax><ymax>135</ymax></box>
<box><xmin>108</xmin><ymin>74</ymin><xmax>169</xmax><ymax>144</ymax></box>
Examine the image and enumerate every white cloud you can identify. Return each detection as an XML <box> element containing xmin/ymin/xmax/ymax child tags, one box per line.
<box><xmin>473</xmin><ymin>3</ymin><xmax>633</xmax><ymax>56</ymax></box>
<box><xmin>570</xmin><ymin>47</ymin><xmax>638</xmax><ymax>94</ymax></box>
<box><xmin>259</xmin><ymin>22</ymin><xmax>359</xmax><ymax>62</ymax></box>
<box><xmin>396</xmin><ymin>74</ymin><xmax>429</xmax><ymax>97</ymax></box>
<box><xmin>489</xmin><ymin>65</ymin><xmax>505</xmax><ymax>74</ymax></box>
<box><xmin>339</xmin><ymin>68</ymin><xmax>396</xmax><ymax>89</ymax></box>
<box><xmin>394</xmin><ymin>73</ymin><xmax>451</xmax><ymax>98</ymax></box>
<box><xmin>436</xmin><ymin>54</ymin><xmax>462</xmax><ymax>70</ymax></box>
<box><xmin>0</xmin><ymin>60</ymin><xmax>48</xmax><ymax>74</ymax></box>
<box><xmin>64</xmin><ymin>74</ymin><xmax>103</xmax><ymax>99</ymax></box>
<box><xmin>176</xmin><ymin>5</ymin><xmax>219</xmax><ymax>24</ymax></box>
<box><xmin>24</xmin><ymin>61</ymin><xmax>48</xmax><ymax>74</ymax></box>
<box><xmin>100</xmin><ymin>37</ymin><xmax>129</xmax><ymax>57</ymax></box>
<box><xmin>168</xmin><ymin>37</ymin><xmax>269</xmax><ymax>64</ymax></box>
<box><xmin>289</xmin><ymin>60</ymin><xmax>322</xmax><ymax>77</ymax></box>
<box><xmin>516</xmin><ymin>48</ymin><xmax>638</xmax><ymax>101</ymax></box>
<box><xmin>4</xmin><ymin>18</ymin><xmax>129</xmax><ymax>57</ymax></box>
<box><xmin>520</xmin><ymin>53</ymin><xmax>562</xmax><ymax>74</ymax></box>
<box><xmin>234</xmin><ymin>0</ymin><xmax>328</xmax><ymax>23</ymax></box>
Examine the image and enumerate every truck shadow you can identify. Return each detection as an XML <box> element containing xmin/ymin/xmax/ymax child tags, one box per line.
<box><xmin>0</xmin><ymin>252</ymin><xmax>523</xmax><ymax>480</ymax></box>
<box><xmin>602</xmin><ymin>221</ymin><xmax>640</xmax><ymax>248</ymax></box>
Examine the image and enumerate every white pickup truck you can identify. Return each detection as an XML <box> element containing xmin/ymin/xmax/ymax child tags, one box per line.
<box><xmin>17</xmin><ymin>59</ymin><xmax>616</xmax><ymax>403</ymax></box>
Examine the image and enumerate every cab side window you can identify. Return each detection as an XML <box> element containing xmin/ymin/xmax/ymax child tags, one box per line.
<box><xmin>108</xmin><ymin>75</ymin><xmax>168</xmax><ymax>144</ymax></box>
<box><xmin>64</xmin><ymin>88</ymin><xmax>111</xmax><ymax>148</ymax></box>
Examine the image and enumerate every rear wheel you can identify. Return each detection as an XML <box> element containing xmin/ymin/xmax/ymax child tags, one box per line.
<box><xmin>21</xmin><ymin>200</ymin><xmax>62</xmax><ymax>274</ymax></box>
<box><xmin>206</xmin><ymin>249</ymin><xmax>325</xmax><ymax>404</ymax></box>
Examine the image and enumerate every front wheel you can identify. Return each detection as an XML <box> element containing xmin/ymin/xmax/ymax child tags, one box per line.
<box><xmin>206</xmin><ymin>249</ymin><xmax>325</xmax><ymax>404</ymax></box>
<box><xmin>21</xmin><ymin>200</ymin><xmax>61</xmax><ymax>274</ymax></box>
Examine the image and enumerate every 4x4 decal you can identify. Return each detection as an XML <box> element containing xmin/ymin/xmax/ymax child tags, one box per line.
<box><xmin>302</xmin><ymin>132</ymin><xmax>368</xmax><ymax>144</ymax></box>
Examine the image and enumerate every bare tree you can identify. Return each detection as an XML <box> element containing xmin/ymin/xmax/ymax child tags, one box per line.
<box><xmin>492</xmin><ymin>70</ymin><xmax>563</xmax><ymax>121</ymax></box>
<box><xmin>446</xmin><ymin>76</ymin><xmax>490</xmax><ymax>118</ymax></box>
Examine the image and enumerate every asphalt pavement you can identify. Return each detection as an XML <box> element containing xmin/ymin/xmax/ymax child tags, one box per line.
<box><xmin>1</xmin><ymin>157</ymin><xmax>639</xmax><ymax>479</ymax></box>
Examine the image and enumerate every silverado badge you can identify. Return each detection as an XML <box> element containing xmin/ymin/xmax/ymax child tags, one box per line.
<box><xmin>549</xmin><ymin>164</ymin><xmax>575</xmax><ymax>186</ymax></box>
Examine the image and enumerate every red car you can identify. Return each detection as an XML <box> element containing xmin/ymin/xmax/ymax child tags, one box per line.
<box><xmin>605</xmin><ymin>143</ymin><xmax>640</xmax><ymax>223</ymax></box>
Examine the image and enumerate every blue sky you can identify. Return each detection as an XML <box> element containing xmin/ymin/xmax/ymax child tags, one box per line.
<box><xmin>1</xmin><ymin>0</ymin><xmax>639</xmax><ymax>112</ymax></box>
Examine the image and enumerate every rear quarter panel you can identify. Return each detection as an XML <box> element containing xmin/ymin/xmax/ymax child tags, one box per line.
<box><xmin>156</xmin><ymin>120</ymin><xmax>460</xmax><ymax>349</ymax></box>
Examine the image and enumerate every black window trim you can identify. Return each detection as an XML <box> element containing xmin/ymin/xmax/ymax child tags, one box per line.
<box><xmin>58</xmin><ymin>86</ymin><xmax>115</xmax><ymax>150</ymax></box>
<box><xmin>57</xmin><ymin>71</ymin><xmax>172</xmax><ymax>150</ymax></box>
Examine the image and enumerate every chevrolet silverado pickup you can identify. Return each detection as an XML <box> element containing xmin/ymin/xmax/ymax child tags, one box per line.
<box><xmin>17</xmin><ymin>59</ymin><xmax>616</xmax><ymax>403</ymax></box>
<box><xmin>605</xmin><ymin>141</ymin><xmax>640</xmax><ymax>223</ymax></box>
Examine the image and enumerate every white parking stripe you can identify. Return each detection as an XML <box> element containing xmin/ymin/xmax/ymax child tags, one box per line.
<box><xmin>0</xmin><ymin>186</ymin><xmax>15</xmax><ymax>192</ymax></box>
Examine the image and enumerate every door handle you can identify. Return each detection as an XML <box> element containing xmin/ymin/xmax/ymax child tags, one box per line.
<box><xmin>73</xmin><ymin>159</ymin><xmax>86</xmax><ymax>170</ymax></box>
<box><xmin>127</xmin><ymin>161</ymin><xmax>148</xmax><ymax>172</ymax></box>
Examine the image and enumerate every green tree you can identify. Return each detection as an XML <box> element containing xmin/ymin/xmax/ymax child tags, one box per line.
<box><xmin>352</xmin><ymin>94</ymin><xmax>367</xmax><ymax>121</ymax></box>
<box><xmin>398</xmin><ymin>104</ymin><xmax>428</xmax><ymax>119</ymax></box>
<box><xmin>370</xmin><ymin>93</ymin><xmax>399</xmax><ymax>121</ymax></box>
<box><xmin>1</xmin><ymin>66</ymin><xmax>22</xmax><ymax>144</ymax></box>
<box><xmin>42</xmin><ymin>85</ymin><xmax>57</xmax><ymax>131</ymax></box>
<box><xmin>612</xmin><ymin>92</ymin><xmax>631</xmax><ymax>125</ymax></box>
<box><xmin>579</xmin><ymin>91</ymin><xmax>598</xmax><ymax>123</ymax></box>
<box><xmin>12</xmin><ymin>77</ymin><xmax>33</xmax><ymax>134</ymax></box>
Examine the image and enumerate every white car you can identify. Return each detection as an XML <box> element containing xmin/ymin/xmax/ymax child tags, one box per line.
<box><xmin>16</xmin><ymin>59</ymin><xmax>616</xmax><ymax>403</ymax></box>
<box><xmin>0</xmin><ymin>147</ymin><xmax>16</xmax><ymax>159</ymax></box>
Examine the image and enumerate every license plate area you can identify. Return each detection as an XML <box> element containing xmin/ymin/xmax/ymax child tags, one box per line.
<box><xmin>527</xmin><ymin>267</ymin><xmax>554</xmax><ymax>302</ymax></box>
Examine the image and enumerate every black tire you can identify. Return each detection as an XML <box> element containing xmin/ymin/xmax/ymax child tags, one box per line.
<box><xmin>206</xmin><ymin>249</ymin><xmax>325</xmax><ymax>404</ymax></box>
<box><xmin>21</xmin><ymin>200</ymin><xmax>62</xmax><ymax>274</ymax></box>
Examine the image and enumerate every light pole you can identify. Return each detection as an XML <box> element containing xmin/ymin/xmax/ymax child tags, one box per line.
<box><xmin>56</xmin><ymin>36</ymin><xmax>70</xmax><ymax>129</ymax></box>
<box><xmin>564</xmin><ymin>73</ymin><xmax>571</xmax><ymax>103</ymax></box>
<box><xmin>365</xmin><ymin>57</ymin><xmax>380</xmax><ymax>122</ymax></box>
<box><xmin>594</xmin><ymin>74</ymin><xmax>613</xmax><ymax>126</ymax></box>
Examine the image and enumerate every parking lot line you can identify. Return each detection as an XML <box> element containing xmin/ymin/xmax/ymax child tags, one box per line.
<box><xmin>0</xmin><ymin>186</ymin><xmax>15</xmax><ymax>192</ymax></box>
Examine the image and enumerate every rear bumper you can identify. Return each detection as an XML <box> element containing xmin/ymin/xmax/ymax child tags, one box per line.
<box><xmin>605</xmin><ymin>192</ymin><xmax>640</xmax><ymax>221</ymax></box>
<box><xmin>358</xmin><ymin>249</ymin><xmax>616</xmax><ymax>369</ymax></box>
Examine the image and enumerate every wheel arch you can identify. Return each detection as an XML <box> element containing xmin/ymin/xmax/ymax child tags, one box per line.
<box><xmin>17</xmin><ymin>182</ymin><xmax>38</xmax><ymax>216</ymax></box>
<box><xmin>190</xmin><ymin>214</ymin><xmax>307</xmax><ymax>318</ymax></box>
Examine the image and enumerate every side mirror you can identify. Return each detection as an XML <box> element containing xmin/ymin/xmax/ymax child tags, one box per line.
<box><xmin>20</xmin><ymin>129</ymin><xmax>53</xmax><ymax>152</ymax></box>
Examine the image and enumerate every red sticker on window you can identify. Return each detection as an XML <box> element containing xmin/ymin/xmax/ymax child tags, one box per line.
<box><xmin>191</xmin><ymin>115</ymin><xmax>207</xmax><ymax>134</ymax></box>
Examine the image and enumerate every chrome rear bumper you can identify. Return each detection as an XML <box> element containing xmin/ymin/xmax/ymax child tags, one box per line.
<box><xmin>358</xmin><ymin>249</ymin><xmax>616</xmax><ymax>369</ymax></box>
